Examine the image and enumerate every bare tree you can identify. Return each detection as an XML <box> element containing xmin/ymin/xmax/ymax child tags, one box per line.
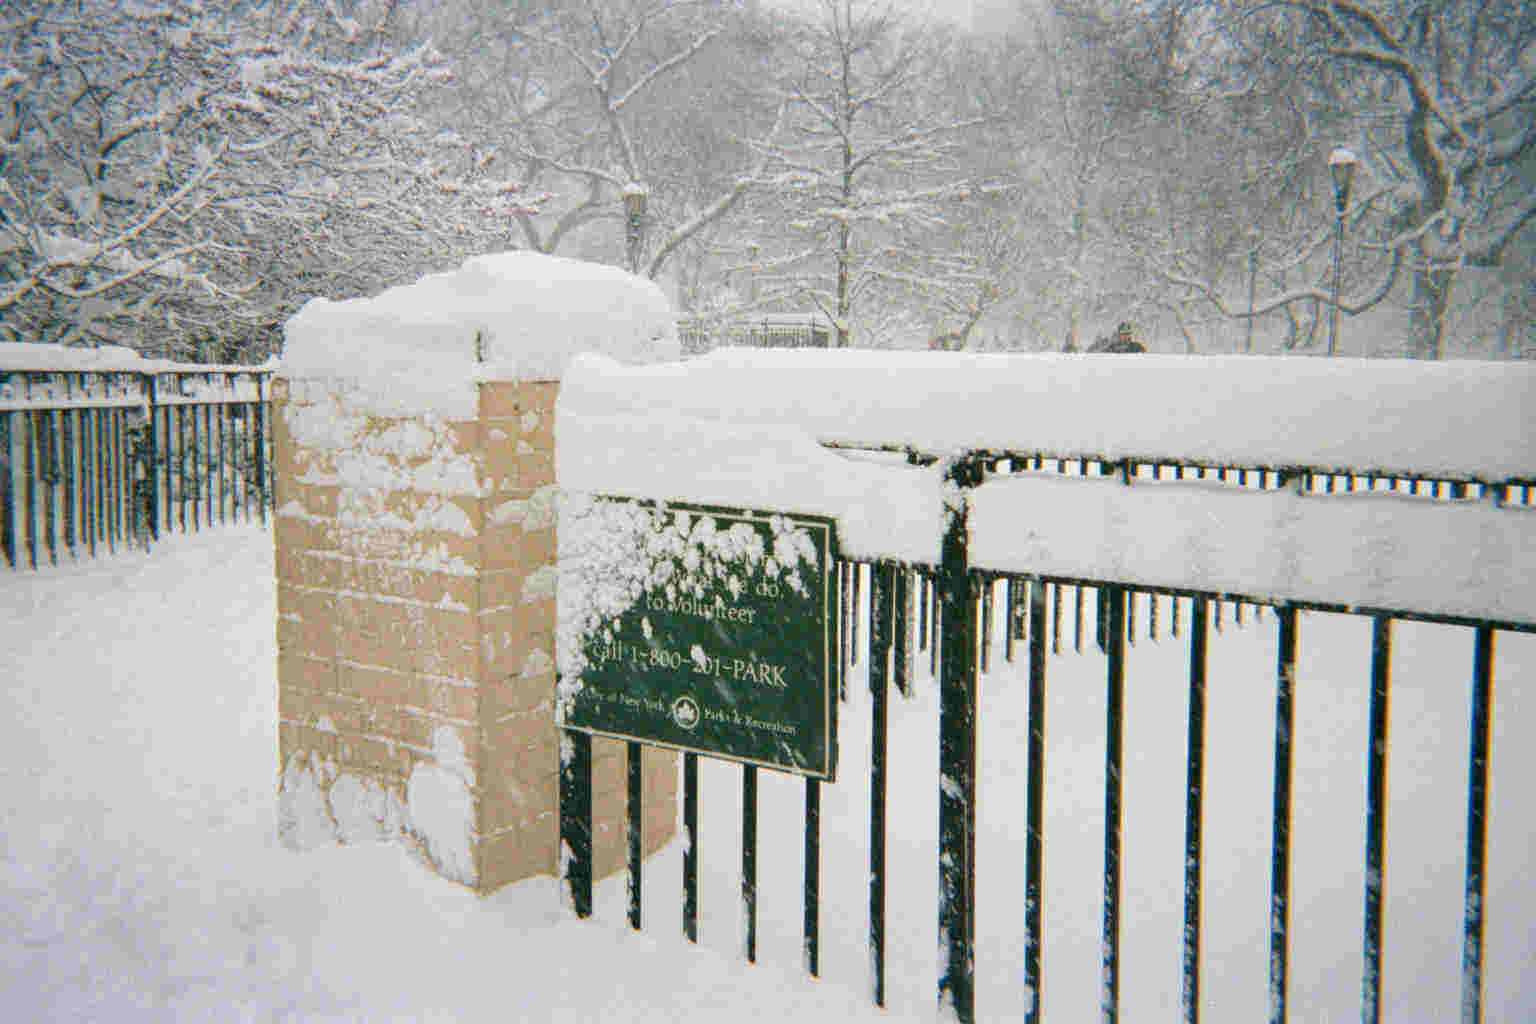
<box><xmin>445</xmin><ymin>0</ymin><xmax>785</xmax><ymax>284</ymax></box>
<box><xmin>1174</xmin><ymin>0</ymin><xmax>1535</xmax><ymax>358</ymax></box>
<box><xmin>0</xmin><ymin>0</ymin><xmax>537</xmax><ymax>360</ymax></box>
<box><xmin>746</xmin><ymin>0</ymin><xmax>988</xmax><ymax>348</ymax></box>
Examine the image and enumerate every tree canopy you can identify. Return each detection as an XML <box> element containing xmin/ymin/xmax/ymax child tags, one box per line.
<box><xmin>4</xmin><ymin>0</ymin><xmax>1530</xmax><ymax>360</ymax></box>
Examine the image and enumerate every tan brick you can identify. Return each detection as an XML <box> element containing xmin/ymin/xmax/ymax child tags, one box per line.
<box><xmin>274</xmin><ymin>546</ymin><xmax>320</xmax><ymax>586</ymax></box>
<box><xmin>483</xmin><ymin>669</ymin><xmax>553</xmax><ymax>720</ymax></box>
<box><xmin>332</xmin><ymin>594</ymin><xmax>479</xmax><ymax>680</ymax></box>
<box><xmin>480</xmin><ymin>523</ymin><xmax>523</xmax><ymax>573</ymax></box>
<box><xmin>275</xmin><ymin>514</ymin><xmax>340</xmax><ymax>559</ymax></box>
<box><xmin>476</xmin><ymin>821</ymin><xmax>556</xmax><ymax>890</ymax></box>
<box><xmin>519</xmin><ymin>597</ymin><xmax>555</xmax><ymax>638</ymax></box>
<box><xmin>521</xmin><ymin>525</ymin><xmax>556</xmax><ymax>569</ymax></box>
<box><xmin>479</xmin><ymin>571</ymin><xmax>528</xmax><ymax>615</ymax></box>
<box><xmin>321</xmin><ymin>558</ymin><xmax>478</xmax><ymax>610</ymax></box>
<box><xmin>284</xmin><ymin>480</ymin><xmax>341</xmax><ymax>520</ymax></box>
<box><xmin>278</xmin><ymin>602</ymin><xmax>338</xmax><ymax>662</ymax></box>
<box><xmin>484</xmin><ymin>707</ymin><xmax>558</xmax><ymax>760</ymax></box>
<box><xmin>482</xmin><ymin>439</ymin><xmax>554</xmax><ymax>494</ymax></box>
<box><xmin>485</xmin><ymin>426</ymin><xmax>528</xmax><ymax>466</ymax></box>
<box><xmin>275</xmin><ymin>580</ymin><xmax>303</xmax><ymax>621</ymax></box>
<box><xmin>444</xmin><ymin>420</ymin><xmax>480</xmax><ymax>455</ymax></box>
<box><xmin>518</xmin><ymin>405</ymin><xmax>554</xmax><ymax>452</ymax></box>
<box><xmin>514</xmin><ymin>451</ymin><xmax>556</xmax><ymax>491</ymax></box>
<box><xmin>335</xmin><ymin>733</ymin><xmax>410</xmax><ymax>780</ymax></box>
<box><xmin>276</xmin><ymin>584</ymin><xmax>331</xmax><ymax>636</ymax></box>
<box><xmin>277</xmin><ymin>683</ymin><xmax>316</xmax><ymax>725</ymax></box>
<box><xmin>422</xmin><ymin>677</ymin><xmax>478</xmax><ymax>721</ymax></box>
<box><xmin>335</xmin><ymin>619</ymin><xmax>401</xmax><ymax>675</ymax></box>
<box><xmin>592</xmin><ymin>735</ymin><xmax>626</xmax><ymax>769</ymax></box>
<box><xmin>642</xmin><ymin>804</ymin><xmax>675</xmax><ymax>859</ymax></box>
<box><xmin>479</xmin><ymin>606</ymin><xmax>543</xmax><ymax>675</ymax></box>
<box><xmin>361</xmin><ymin>490</ymin><xmax>481</xmax><ymax>539</ymax></box>
<box><xmin>280</xmin><ymin>721</ymin><xmax>338</xmax><ymax>762</ymax></box>
<box><xmin>322</xmin><ymin>694</ymin><xmax>385</xmax><ymax>736</ymax></box>
<box><xmin>277</xmin><ymin>651</ymin><xmax>337</xmax><ymax>695</ymax></box>
<box><xmin>485</xmin><ymin>471</ymin><xmax>534</xmax><ymax>500</ymax></box>
<box><xmin>335</xmin><ymin>661</ymin><xmax>420</xmax><ymax>706</ymax></box>
<box><xmin>478</xmin><ymin>771</ymin><xmax>556</xmax><ymax>836</ymax></box>
<box><xmin>390</xmin><ymin>707</ymin><xmax>446</xmax><ymax>751</ymax></box>
<box><xmin>477</xmin><ymin>382</ymin><xmax>530</xmax><ymax>420</ymax></box>
<box><xmin>325</xmin><ymin>523</ymin><xmax>479</xmax><ymax>570</ymax></box>
<box><xmin>522</xmin><ymin>380</ymin><xmax>560</xmax><ymax>414</ymax></box>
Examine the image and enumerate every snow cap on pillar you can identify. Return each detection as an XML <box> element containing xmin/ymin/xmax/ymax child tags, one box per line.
<box><xmin>281</xmin><ymin>251</ymin><xmax>680</xmax><ymax>419</ymax></box>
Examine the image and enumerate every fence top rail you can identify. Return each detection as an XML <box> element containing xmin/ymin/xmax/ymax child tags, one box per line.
<box><xmin>1</xmin><ymin>372</ymin><xmax>271</xmax><ymax>412</ymax></box>
<box><xmin>564</xmin><ymin>349</ymin><xmax>1535</xmax><ymax>483</ymax></box>
<box><xmin>820</xmin><ymin>441</ymin><xmax>1536</xmax><ymax>490</ymax></box>
<box><xmin>0</xmin><ymin>342</ymin><xmax>278</xmax><ymax>376</ymax></box>
<box><xmin>561</xmin><ymin>350</ymin><xmax>1536</xmax><ymax>626</ymax></box>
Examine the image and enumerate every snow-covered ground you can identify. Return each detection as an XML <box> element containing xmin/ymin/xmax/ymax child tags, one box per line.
<box><xmin>3</xmin><ymin>525</ymin><xmax>1532</xmax><ymax>1021</ymax></box>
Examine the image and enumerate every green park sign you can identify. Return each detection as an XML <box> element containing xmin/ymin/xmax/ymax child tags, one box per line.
<box><xmin>560</xmin><ymin>499</ymin><xmax>838</xmax><ymax>780</ymax></box>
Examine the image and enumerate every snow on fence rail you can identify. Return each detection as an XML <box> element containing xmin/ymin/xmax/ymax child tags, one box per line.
<box><xmin>556</xmin><ymin>348</ymin><xmax>1535</xmax><ymax>1024</ymax></box>
<box><xmin>1</xmin><ymin>343</ymin><xmax>275</xmax><ymax>569</ymax></box>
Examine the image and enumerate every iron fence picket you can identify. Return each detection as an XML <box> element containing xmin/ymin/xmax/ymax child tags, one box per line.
<box><xmin>61</xmin><ymin>408</ymin><xmax>74</xmax><ymax>556</ymax></box>
<box><xmin>1461</xmin><ymin>626</ymin><xmax>1494</xmax><ymax>1024</ymax></box>
<box><xmin>1269</xmin><ymin>606</ymin><xmax>1299</xmax><ymax>1024</ymax></box>
<box><xmin>546</xmin><ymin>442</ymin><xmax>1530</xmax><ymax>1022</ymax></box>
<box><xmin>1024</xmin><ymin>577</ymin><xmax>1048</xmax><ymax>1024</ymax></box>
<box><xmin>869</xmin><ymin>562</ymin><xmax>892</xmax><ymax>1006</ymax></box>
<box><xmin>742</xmin><ymin>764</ymin><xmax>758</xmax><ymax>964</ymax></box>
<box><xmin>203</xmin><ymin>401</ymin><xmax>213</xmax><ymax>528</ymax></box>
<box><xmin>90</xmin><ymin>408</ymin><xmax>102</xmax><ymax>555</ymax></box>
<box><xmin>894</xmin><ymin>568</ymin><xmax>911</xmax><ymax>697</ymax></box>
<box><xmin>683</xmin><ymin>751</ymin><xmax>698</xmax><ymax>944</ymax></box>
<box><xmin>627</xmin><ymin>741</ymin><xmax>642</xmax><ymax>931</ymax></box>
<box><xmin>191</xmin><ymin>399</ymin><xmax>201</xmax><ymax>531</ymax></box>
<box><xmin>1362</xmin><ymin>616</ymin><xmax>1391</xmax><ymax>1024</ymax></box>
<box><xmin>1005</xmin><ymin>578</ymin><xmax>1018</xmax><ymax>665</ymax></box>
<box><xmin>980</xmin><ymin>576</ymin><xmax>994</xmax><ymax>675</ymax></box>
<box><xmin>1181</xmin><ymin>598</ymin><xmax>1210</xmax><ymax>1024</ymax></box>
<box><xmin>41</xmin><ymin>411</ymin><xmax>58</xmax><ymax>566</ymax></box>
<box><xmin>113</xmin><ymin>407</ymin><xmax>125</xmax><ymax>548</ymax></box>
<box><xmin>25</xmin><ymin>408</ymin><xmax>37</xmax><ymax>568</ymax></box>
<box><xmin>937</xmin><ymin>458</ymin><xmax>982</xmax><ymax>1023</ymax></box>
<box><xmin>177</xmin><ymin>405</ymin><xmax>187</xmax><ymax>534</ymax></box>
<box><xmin>1</xmin><ymin>412</ymin><xmax>11</xmax><ymax>568</ymax></box>
<box><xmin>804</xmin><ymin>777</ymin><xmax>821</xmax><ymax>977</ymax></box>
<box><xmin>1102</xmin><ymin>585</ymin><xmax>1127</xmax><ymax>1023</ymax></box>
<box><xmin>559</xmin><ymin>727</ymin><xmax>593</xmax><ymax>918</ymax></box>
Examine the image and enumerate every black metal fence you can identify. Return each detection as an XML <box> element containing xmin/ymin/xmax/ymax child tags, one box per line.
<box><xmin>678</xmin><ymin>317</ymin><xmax>833</xmax><ymax>357</ymax></box>
<box><xmin>558</xmin><ymin>447</ymin><xmax>1533</xmax><ymax>1023</ymax></box>
<box><xmin>1</xmin><ymin>364</ymin><xmax>274</xmax><ymax>569</ymax></box>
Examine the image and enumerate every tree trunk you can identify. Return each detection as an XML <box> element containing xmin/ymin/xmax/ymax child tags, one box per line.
<box><xmin>1407</xmin><ymin>246</ymin><xmax>1454</xmax><ymax>360</ymax></box>
<box><xmin>837</xmin><ymin>138</ymin><xmax>854</xmax><ymax>349</ymax></box>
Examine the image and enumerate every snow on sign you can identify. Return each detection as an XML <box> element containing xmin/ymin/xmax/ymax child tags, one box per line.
<box><xmin>558</xmin><ymin>498</ymin><xmax>838</xmax><ymax>780</ymax></box>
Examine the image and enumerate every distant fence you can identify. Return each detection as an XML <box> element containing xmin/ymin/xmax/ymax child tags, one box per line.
<box><xmin>678</xmin><ymin>317</ymin><xmax>832</xmax><ymax>356</ymax></box>
<box><xmin>1</xmin><ymin>358</ymin><xmax>274</xmax><ymax>570</ymax></box>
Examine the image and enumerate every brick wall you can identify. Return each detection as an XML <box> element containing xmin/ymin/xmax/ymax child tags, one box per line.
<box><xmin>273</xmin><ymin>376</ymin><xmax>676</xmax><ymax>892</ymax></box>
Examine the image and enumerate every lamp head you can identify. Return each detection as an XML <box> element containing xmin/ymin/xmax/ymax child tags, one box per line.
<box><xmin>1329</xmin><ymin>147</ymin><xmax>1358</xmax><ymax>213</ymax></box>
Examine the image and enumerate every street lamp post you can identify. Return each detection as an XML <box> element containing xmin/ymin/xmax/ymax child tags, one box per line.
<box><xmin>1327</xmin><ymin>147</ymin><xmax>1357</xmax><ymax>356</ymax></box>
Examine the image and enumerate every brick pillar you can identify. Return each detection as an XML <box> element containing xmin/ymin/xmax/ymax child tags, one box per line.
<box><xmin>273</xmin><ymin>375</ymin><xmax>675</xmax><ymax>892</ymax></box>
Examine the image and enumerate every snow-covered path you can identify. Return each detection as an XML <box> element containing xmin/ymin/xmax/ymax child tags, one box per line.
<box><xmin>2</xmin><ymin>526</ymin><xmax>1531</xmax><ymax>1021</ymax></box>
<box><xmin>0</xmin><ymin>528</ymin><xmax>912</xmax><ymax>1023</ymax></box>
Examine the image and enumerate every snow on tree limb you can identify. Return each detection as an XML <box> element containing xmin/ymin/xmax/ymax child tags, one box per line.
<box><xmin>2</xmin><ymin>0</ymin><xmax>540</xmax><ymax>359</ymax></box>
